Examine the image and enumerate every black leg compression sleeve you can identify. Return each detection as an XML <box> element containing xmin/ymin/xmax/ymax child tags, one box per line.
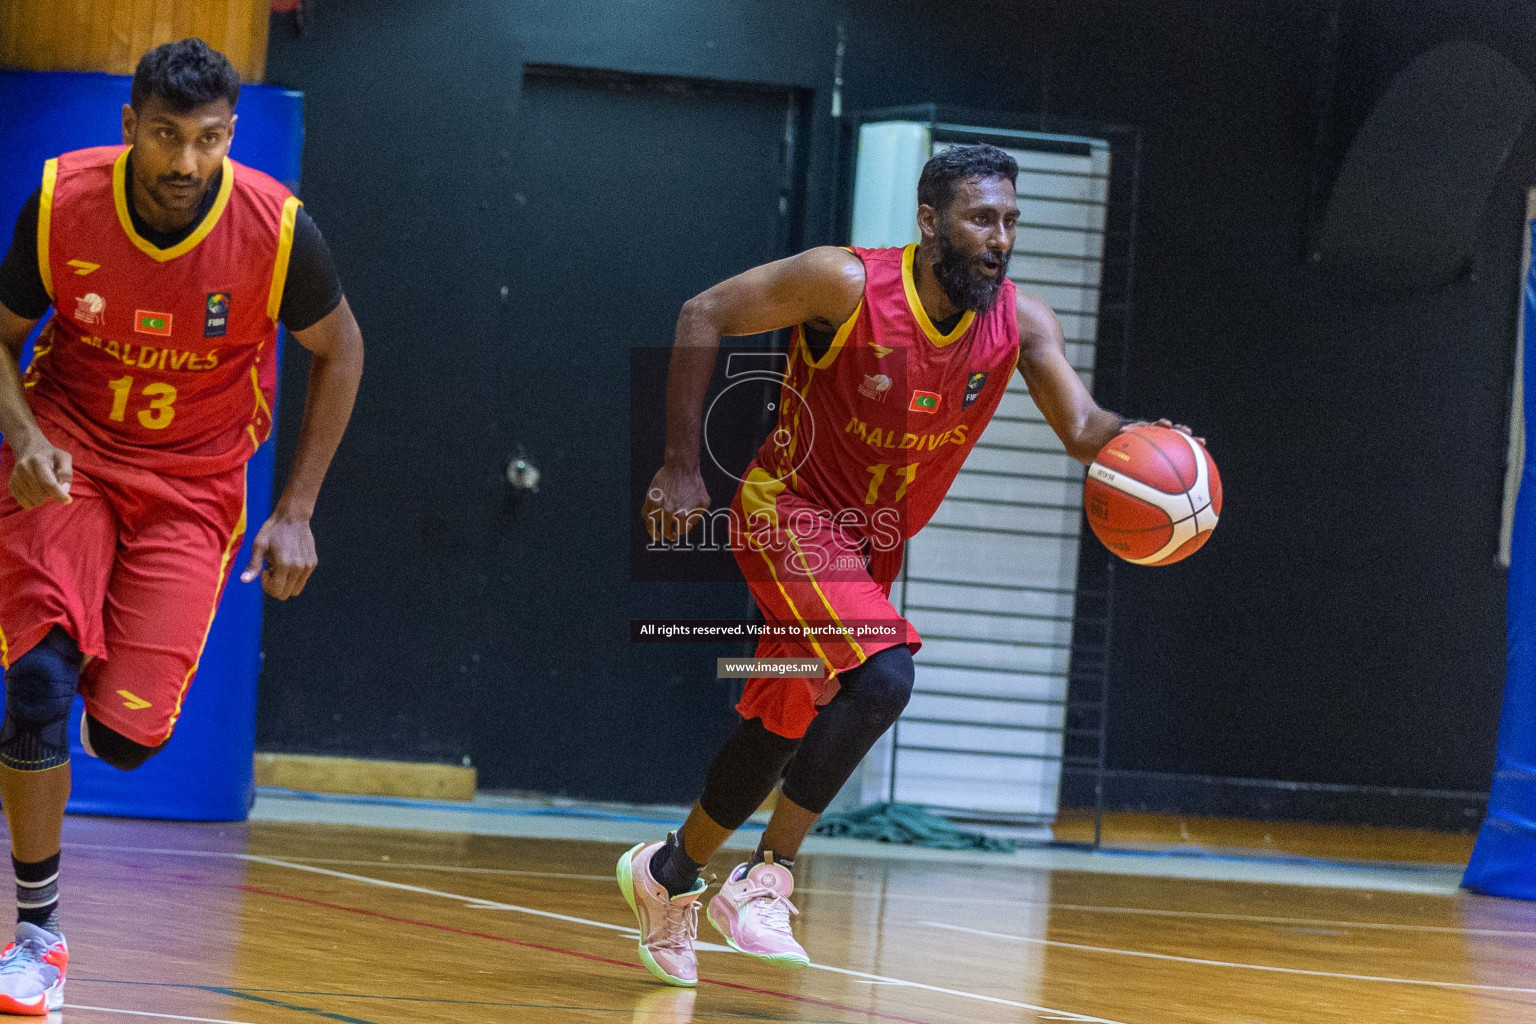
<box><xmin>782</xmin><ymin>644</ymin><xmax>915</xmax><ymax>814</ymax></box>
<box><xmin>81</xmin><ymin>714</ymin><xmax>166</xmax><ymax>772</ymax></box>
<box><xmin>0</xmin><ymin>627</ymin><xmax>81</xmax><ymax>772</ymax></box>
<box><xmin>697</xmin><ymin>717</ymin><xmax>801</xmax><ymax>831</ymax></box>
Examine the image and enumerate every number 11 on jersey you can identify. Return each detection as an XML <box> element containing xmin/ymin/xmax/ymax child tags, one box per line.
<box><xmin>864</xmin><ymin>462</ymin><xmax>917</xmax><ymax>504</ymax></box>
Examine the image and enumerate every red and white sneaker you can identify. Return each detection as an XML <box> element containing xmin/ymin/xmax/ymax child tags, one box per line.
<box><xmin>706</xmin><ymin>855</ymin><xmax>810</xmax><ymax>968</ymax></box>
<box><xmin>617</xmin><ymin>841</ymin><xmax>706</xmax><ymax>987</ymax></box>
<box><xmin>0</xmin><ymin>923</ymin><xmax>67</xmax><ymax>1015</ymax></box>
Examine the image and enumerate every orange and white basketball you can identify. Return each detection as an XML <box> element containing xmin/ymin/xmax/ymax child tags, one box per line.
<box><xmin>1084</xmin><ymin>426</ymin><xmax>1221</xmax><ymax>566</ymax></box>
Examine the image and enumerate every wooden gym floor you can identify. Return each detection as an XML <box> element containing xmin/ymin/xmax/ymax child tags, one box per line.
<box><xmin>31</xmin><ymin>812</ymin><xmax>1535</xmax><ymax>1024</ymax></box>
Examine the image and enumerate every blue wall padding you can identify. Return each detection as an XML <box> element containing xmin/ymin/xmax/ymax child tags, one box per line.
<box><xmin>0</xmin><ymin>71</ymin><xmax>303</xmax><ymax>821</ymax></box>
<box><xmin>1465</xmin><ymin>220</ymin><xmax>1536</xmax><ymax>898</ymax></box>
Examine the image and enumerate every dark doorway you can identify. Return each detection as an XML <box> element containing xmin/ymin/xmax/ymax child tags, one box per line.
<box><xmin>258</xmin><ymin>0</ymin><xmax>528</xmax><ymax>776</ymax></box>
<box><xmin>472</xmin><ymin>66</ymin><xmax>810</xmax><ymax>798</ymax></box>
<box><xmin>258</xmin><ymin>38</ymin><xmax>809</xmax><ymax>801</ymax></box>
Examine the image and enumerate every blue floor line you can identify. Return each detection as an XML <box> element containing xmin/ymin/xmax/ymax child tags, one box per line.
<box><xmin>1091</xmin><ymin>844</ymin><xmax>1461</xmax><ymax>874</ymax></box>
<box><xmin>258</xmin><ymin>788</ymin><xmax>1458</xmax><ymax>875</ymax></box>
<box><xmin>256</xmin><ymin>786</ymin><xmax>768</xmax><ymax>830</ymax></box>
<box><xmin>208</xmin><ymin>987</ymin><xmax>382</xmax><ymax>1024</ymax></box>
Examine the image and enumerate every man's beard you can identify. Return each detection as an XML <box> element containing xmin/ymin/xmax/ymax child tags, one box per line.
<box><xmin>931</xmin><ymin>222</ymin><xmax>1010</xmax><ymax>312</ymax></box>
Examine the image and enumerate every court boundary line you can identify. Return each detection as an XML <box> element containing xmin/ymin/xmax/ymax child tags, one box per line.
<box><xmin>254</xmin><ymin>790</ymin><xmax>1470</xmax><ymax>877</ymax></box>
<box><xmin>241</xmin><ymin>885</ymin><xmax>951</xmax><ymax>1024</ymax></box>
<box><xmin>236</xmin><ymin>855</ymin><xmax>1133</xmax><ymax>1024</ymax></box>
<box><xmin>66</xmin><ymin>843</ymin><xmax>1532</xmax><ymax>940</ymax></box>
<box><xmin>923</xmin><ymin>922</ymin><xmax>1536</xmax><ymax>995</ymax></box>
<box><xmin>64</xmin><ymin>1006</ymin><xmax>262</xmax><ymax>1024</ymax></box>
<box><xmin>72</xmin><ymin>979</ymin><xmax>873</xmax><ymax>1024</ymax></box>
<box><xmin>247</xmin><ymin>791</ymin><xmax>1465</xmax><ymax>893</ymax></box>
<box><xmin>86</xmin><ymin>840</ymin><xmax>1535</xmax><ymax>1012</ymax></box>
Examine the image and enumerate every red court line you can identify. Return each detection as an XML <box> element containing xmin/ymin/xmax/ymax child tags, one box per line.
<box><xmin>239</xmin><ymin>886</ymin><xmax>945</xmax><ymax>1024</ymax></box>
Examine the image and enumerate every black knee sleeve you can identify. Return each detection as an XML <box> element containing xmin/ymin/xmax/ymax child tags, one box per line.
<box><xmin>81</xmin><ymin>714</ymin><xmax>166</xmax><ymax>771</ymax></box>
<box><xmin>697</xmin><ymin>717</ymin><xmax>801</xmax><ymax>831</ymax></box>
<box><xmin>782</xmin><ymin>644</ymin><xmax>915</xmax><ymax>814</ymax></box>
<box><xmin>841</xmin><ymin>644</ymin><xmax>916</xmax><ymax>728</ymax></box>
<box><xmin>0</xmin><ymin>627</ymin><xmax>81</xmax><ymax>772</ymax></box>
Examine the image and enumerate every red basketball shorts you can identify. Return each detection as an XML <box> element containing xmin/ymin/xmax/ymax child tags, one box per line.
<box><xmin>0</xmin><ymin>421</ymin><xmax>247</xmax><ymax>747</ymax></box>
<box><xmin>729</xmin><ymin>464</ymin><xmax>920</xmax><ymax>739</ymax></box>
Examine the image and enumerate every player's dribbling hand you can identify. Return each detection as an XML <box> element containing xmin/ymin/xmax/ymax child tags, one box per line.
<box><xmin>9</xmin><ymin>440</ymin><xmax>72</xmax><ymax>509</ymax></box>
<box><xmin>643</xmin><ymin>463</ymin><xmax>711</xmax><ymax>544</ymax></box>
<box><xmin>1122</xmin><ymin>417</ymin><xmax>1206</xmax><ymax>447</ymax></box>
<box><xmin>241</xmin><ymin>514</ymin><xmax>318</xmax><ymax>600</ymax></box>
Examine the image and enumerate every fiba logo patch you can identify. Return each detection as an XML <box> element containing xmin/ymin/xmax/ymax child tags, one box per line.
<box><xmin>74</xmin><ymin>293</ymin><xmax>105</xmax><ymax>325</ymax></box>
<box><xmin>205</xmin><ymin>292</ymin><xmax>230</xmax><ymax>338</ymax></box>
<box><xmin>963</xmin><ymin>371</ymin><xmax>988</xmax><ymax>408</ymax></box>
<box><xmin>859</xmin><ymin>373</ymin><xmax>892</xmax><ymax>403</ymax></box>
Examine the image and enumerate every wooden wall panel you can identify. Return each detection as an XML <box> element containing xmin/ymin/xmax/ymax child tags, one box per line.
<box><xmin>0</xmin><ymin>0</ymin><xmax>269</xmax><ymax>81</ymax></box>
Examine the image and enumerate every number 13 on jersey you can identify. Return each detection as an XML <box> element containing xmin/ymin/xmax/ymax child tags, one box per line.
<box><xmin>107</xmin><ymin>375</ymin><xmax>177</xmax><ymax>430</ymax></box>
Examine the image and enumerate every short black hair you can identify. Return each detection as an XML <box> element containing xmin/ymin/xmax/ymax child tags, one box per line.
<box><xmin>130</xmin><ymin>38</ymin><xmax>241</xmax><ymax>113</ymax></box>
<box><xmin>917</xmin><ymin>144</ymin><xmax>1019</xmax><ymax>212</ymax></box>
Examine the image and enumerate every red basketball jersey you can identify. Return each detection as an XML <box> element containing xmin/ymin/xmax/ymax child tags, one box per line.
<box><xmin>756</xmin><ymin>244</ymin><xmax>1020</xmax><ymax>538</ymax></box>
<box><xmin>26</xmin><ymin>146</ymin><xmax>300</xmax><ymax>476</ymax></box>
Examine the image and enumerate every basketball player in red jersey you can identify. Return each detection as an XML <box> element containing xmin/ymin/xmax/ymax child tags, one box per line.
<box><xmin>621</xmin><ymin>144</ymin><xmax>1196</xmax><ymax>986</ymax></box>
<box><xmin>0</xmin><ymin>40</ymin><xmax>362</xmax><ymax>1011</ymax></box>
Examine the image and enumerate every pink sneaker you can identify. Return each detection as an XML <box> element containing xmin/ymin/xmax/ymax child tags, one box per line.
<box><xmin>617</xmin><ymin>841</ymin><xmax>706</xmax><ymax>986</ymax></box>
<box><xmin>706</xmin><ymin>855</ymin><xmax>810</xmax><ymax>968</ymax></box>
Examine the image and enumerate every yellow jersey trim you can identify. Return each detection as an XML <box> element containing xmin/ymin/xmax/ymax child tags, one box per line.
<box><xmin>901</xmin><ymin>243</ymin><xmax>974</xmax><ymax>348</ymax></box>
<box><xmin>250</xmin><ymin>365</ymin><xmax>272</xmax><ymax>420</ymax></box>
<box><xmin>112</xmin><ymin>150</ymin><xmax>235</xmax><ymax>262</ymax></box>
<box><xmin>740</xmin><ymin>466</ymin><xmax>784</xmax><ymax>526</ymax></box>
<box><xmin>784</xmin><ymin>357</ymin><xmax>817</xmax><ymax>490</ymax></box>
<box><xmin>267</xmin><ymin>195</ymin><xmax>303</xmax><ymax>321</ymax></box>
<box><xmin>742</xmin><ymin>469</ymin><xmax>833</xmax><ymax>668</ymax></box>
<box><xmin>785</xmin><ymin>533</ymin><xmax>868</xmax><ymax>662</ymax></box>
<box><xmin>799</xmin><ymin>298</ymin><xmax>864</xmax><ymax>370</ymax></box>
<box><xmin>743</xmin><ymin>439</ymin><xmax>866</xmax><ymax>663</ymax></box>
<box><xmin>248</xmin><ymin>358</ymin><xmax>272</xmax><ymax>451</ymax></box>
<box><xmin>24</xmin><ymin>324</ymin><xmax>55</xmax><ymax>388</ymax></box>
<box><xmin>37</xmin><ymin>160</ymin><xmax>58</xmax><ymax>302</ymax></box>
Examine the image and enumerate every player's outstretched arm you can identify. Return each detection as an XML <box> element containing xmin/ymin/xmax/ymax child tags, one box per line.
<box><xmin>1016</xmin><ymin>294</ymin><xmax>1203</xmax><ymax>463</ymax></box>
<box><xmin>0</xmin><ymin>301</ymin><xmax>70</xmax><ymax>508</ymax></box>
<box><xmin>645</xmin><ymin>246</ymin><xmax>865</xmax><ymax>542</ymax></box>
<box><xmin>240</xmin><ymin>296</ymin><xmax>364</xmax><ymax>600</ymax></box>
<box><xmin>1015</xmin><ymin>293</ymin><xmax>1126</xmax><ymax>465</ymax></box>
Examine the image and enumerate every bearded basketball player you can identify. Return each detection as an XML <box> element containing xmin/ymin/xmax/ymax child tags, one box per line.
<box><xmin>624</xmin><ymin>144</ymin><xmax>1197</xmax><ymax>986</ymax></box>
<box><xmin>0</xmin><ymin>40</ymin><xmax>363</xmax><ymax>1011</ymax></box>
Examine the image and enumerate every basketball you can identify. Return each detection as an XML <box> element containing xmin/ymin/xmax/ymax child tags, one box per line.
<box><xmin>1084</xmin><ymin>425</ymin><xmax>1221</xmax><ymax>566</ymax></box>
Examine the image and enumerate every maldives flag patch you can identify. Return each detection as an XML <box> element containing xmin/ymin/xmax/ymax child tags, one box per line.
<box><xmin>134</xmin><ymin>311</ymin><xmax>173</xmax><ymax>337</ymax></box>
<box><xmin>909</xmin><ymin>390</ymin><xmax>941</xmax><ymax>413</ymax></box>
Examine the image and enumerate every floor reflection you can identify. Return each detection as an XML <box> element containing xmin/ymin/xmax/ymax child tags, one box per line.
<box><xmin>629</xmin><ymin>984</ymin><xmax>697</xmax><ymax>1023</ymax></box>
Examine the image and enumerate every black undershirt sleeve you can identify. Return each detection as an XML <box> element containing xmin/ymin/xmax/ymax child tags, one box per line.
<box><xmin>0</xmin><ymin>184</ymin><xmax>341</xmax><ymax>333</ymax></box>
<box><xmin>0</xmin><ymin>189</ymin><xmax>50</xmax><ymax>321</ymax></box>
<box><xmin>803</xmin><ymin>322</ymin><xmax>834</xmax><ymax>362</ymax></box>
<box><xmin>278</xmin><ymin>207</ymin><xmax>344</xmax><ymax>333</ymax></box>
